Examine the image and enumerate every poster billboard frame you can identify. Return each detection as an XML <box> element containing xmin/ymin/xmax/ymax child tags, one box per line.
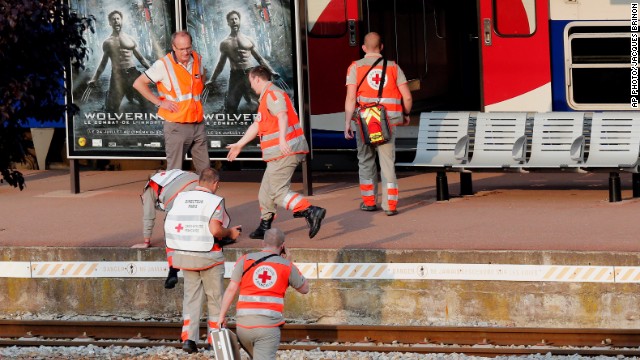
<box><xmin>65</xmin><ymin>0</ymin><xmax>303</xmax><ymax>162</ymax></box>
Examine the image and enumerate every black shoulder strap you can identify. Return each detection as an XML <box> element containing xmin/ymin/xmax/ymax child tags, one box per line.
<box><xmin>356</xmin><ymin>57</ymin><xmax>384</xmax><ymax>93</ymax></box>
<box><xmin>242</xmin><ymin>253</ymin><xmax>279</xmax><ymax>277</ymax></box>
<box><xmin>377</xmin><ymin>58</ymin><xmax>388</xmax><ymax>100</ymax></box>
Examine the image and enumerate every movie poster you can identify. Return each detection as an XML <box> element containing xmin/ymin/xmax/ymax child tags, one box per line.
<box><xmin>186</xmin><ymin>0</ymin><xmax>297</xmax><ymax>156</ymax></box>
<box><xmin>68</xmin><ymin>0</ymin><xmax>298</xmax><ymax>159</ymax></box>
<box><xmin>68</xmin><ymin>0</ymin><xmax>176</xmax><ymax>158</ymax></box>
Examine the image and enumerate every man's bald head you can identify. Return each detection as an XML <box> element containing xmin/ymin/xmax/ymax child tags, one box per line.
<box><xmin>363</xmin><ymin>32</ymin><xmax>382</xmax><ymax>52</ymax></box>
<box><xmin>263</xmin><ymin>228</ymin><xmax>285</xmax><ymax>248</ymax></box>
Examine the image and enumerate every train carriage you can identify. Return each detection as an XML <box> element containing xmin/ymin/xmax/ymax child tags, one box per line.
<box><xmin>305</xmin><ymin>0</ymin><xmax>636</xmax><ymax>152</ymax></box>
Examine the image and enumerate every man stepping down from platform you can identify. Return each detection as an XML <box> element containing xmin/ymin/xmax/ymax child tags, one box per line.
<box><xmin>226</xmin><ymin>65</ymin><xmax>326</xmax><ymax>240</ymax></box>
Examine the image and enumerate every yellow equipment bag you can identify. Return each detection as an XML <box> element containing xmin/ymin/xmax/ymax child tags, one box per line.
<box><xmin>353</xmin><ymin>57</ymin><xmax>391</xmax><ymax>146</ymax></box>
<box><xmin>355</xmin><ymin>103</ymin><xmax>391</xmax><ymax>146</ymax></box>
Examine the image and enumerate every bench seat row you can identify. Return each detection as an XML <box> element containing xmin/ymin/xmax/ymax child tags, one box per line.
<box><xmin>396</xmin><ymin>112</ymin><xmax>640</xmax><ymax>202</ymax></box>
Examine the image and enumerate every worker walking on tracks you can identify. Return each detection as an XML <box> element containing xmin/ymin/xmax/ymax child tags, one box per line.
<box><xmin>164</xmin><ymin>168</ymin><xmax>242</xmax><ymax>353</ymax></box>
<box><xmin>344</xmin><ymin>32</ymin><xmax>413</xmax><ymax>216</ymax></box>
<box><xmin>135</xmin><ymin>169</ymin><xmax>199</xmax><ymax>289</ymax></box>
<box><xmin>226</xmin><ymin>65</ymin><xmax>326</xmax><ymax>239</ymax></box>
<box><xmin>218</xmin><ymin>228</ymin><xmax>309</xmax><ymax>359</ymax></box>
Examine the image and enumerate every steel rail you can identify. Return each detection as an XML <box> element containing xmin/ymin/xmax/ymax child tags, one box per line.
<box><xmin>2</xmin><ymin>320</ymin><xmax>640</xmax><ymax>357</ymax></box>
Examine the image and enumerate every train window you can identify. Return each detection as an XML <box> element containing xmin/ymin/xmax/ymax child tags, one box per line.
<box><xmin>307</xmin><ymin>0</ymin><xmax>347</xmax><ymax>37</ymax></box>
<box><xmin>493</xmin><ymin>0</ymin><xmax>536</xmax><ymax>36</ymax></box>
<box><xmin>565</xmin><ymin>22</ymin><xmax>631</xmax><ymax>109</ymax></box>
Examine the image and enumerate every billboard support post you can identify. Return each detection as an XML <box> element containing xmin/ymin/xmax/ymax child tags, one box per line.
<box><xmin>296</xmin><ymin>0</ymin><xmax>313</xmax><ymax>196</ymax></box>
<box><xmin>70</xmin><ymin>159</ymin><xmax>80</xmax><ymax>194</ymax></box>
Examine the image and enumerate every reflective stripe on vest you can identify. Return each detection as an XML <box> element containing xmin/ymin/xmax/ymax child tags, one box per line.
<box><xmin>354</xmin><ymin>60</ymin><xmax>403</xmax><ymax>125</ymax></box>
<box><xmin>157</xmin><ymin>52</ymin><xmax>204</xmax><ymax>123</ymax></box>
<box><xmin>261</xmin><ymin>124</ymin><xmax>305</xmax><ymax>161</ymax></box>
<box><xmin>356</xmin><ymin>96</ymin><xmax>403</xmax><ymax>119</ymax></box>
<box><xmin>239</xmin><ymin>295</ymin><xmax>285</xmax><ymax>305</ymax></box>
<box><xmin>257</xmin><ymin>84</ymin><xmax>308</xmax><ymax>161</ymax></box>
<box><xmin>165</xmin><ymin>190</ymin><xmax>228</xmax><ymax>252</ymax></box>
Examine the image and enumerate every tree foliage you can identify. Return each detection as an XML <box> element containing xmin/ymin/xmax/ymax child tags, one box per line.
<box><xmin>0</xmin><ymin>0</ymin><xmax>93</xmax><ymax>189</ymax></box>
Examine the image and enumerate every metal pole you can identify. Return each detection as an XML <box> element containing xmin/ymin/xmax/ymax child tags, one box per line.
<box><xmin>608</xmin><ymin>172</ymin><xmax>621</xmax><ymax>202</ymax></box>
<box><xmin>70</xmin><ymin>159</ymin><xmax>80</xmax><ymax>194</ymax></box>
<box><xmin>633</xmin><ymin>173</ymin><xmax>640</xmax><ymax>198</ymax></box>
<box><xmin>296</xmin><ymin>0</ymin><xmax>313</xmax><ymax>196</ymax></box>
<box><xmin>436</xmin><ymin>171</ymin><xmax>450</xmax><ymax>201</ymax></box>
<box><xmin>459</xmin><ymin>172</ymin><xmax>473</xmax><ymax>196</ymax></box>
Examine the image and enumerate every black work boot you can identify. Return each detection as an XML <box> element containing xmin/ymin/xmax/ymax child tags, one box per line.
<box><xmin>182</xmin><ymin>339</ymin><xmax>198</xmax><ymax>353</ymax></box>
<box><xmin>249</xmin><ymin>214</ymin><xmax>273</xmax><ymax>239</ymax></box>
<box><xmin>294</xmin><ymin>206</ymin><xmax>326</xmax><ymax>239</ymax></box>
<box><xmin>164</xmin><ymin>266</ymin><xmax>179</xmax><ymax>289</ymax></box>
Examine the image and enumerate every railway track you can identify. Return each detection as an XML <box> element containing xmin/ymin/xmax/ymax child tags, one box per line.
<box><xmin>2</xmin><ymin>320</ymin><xmax>640</xmax><ymax>357</ymax></box>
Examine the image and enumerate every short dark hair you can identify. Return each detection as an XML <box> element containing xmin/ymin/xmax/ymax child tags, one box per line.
<box><xmin>108</xmin><ymin>10</ymin><xmax>123</xmax><ymax>21</ymax></box>
<box><xmin>199</xmin><ymin>168</ymin><xmax>219</xmax><ymax>184</ymax></box>
<box><xmin>249</xmin><ymin>65</ymin><xmax>272</xmax><ymax>81</ymax></box>
<box><xmin>226</xmin><ymin>10</ymin><xmax>241</xmax><ymax>21</ymax></box>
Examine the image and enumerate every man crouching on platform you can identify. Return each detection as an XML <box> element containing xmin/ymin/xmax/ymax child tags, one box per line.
<box><xmin>164</xmin><ymin>168</ymin><xmax>242</xmax><ymax>353</ymax></box>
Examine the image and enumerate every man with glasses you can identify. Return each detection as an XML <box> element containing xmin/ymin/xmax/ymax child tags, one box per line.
<box><xmin>133</xmin><ymin>30</ymin><xmax>210</xmax><ymax>173</ymax></box>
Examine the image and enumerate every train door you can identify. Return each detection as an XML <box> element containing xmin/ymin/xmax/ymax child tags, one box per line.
<box><xmin>479</xmin><ymin>0</ymin><xmax>551</xmax><ymax>111</ymax></box>
<box><xmin>361</xmin><ymin>0</ymin><xmax>481</xmax><ymax>114</ymax></box>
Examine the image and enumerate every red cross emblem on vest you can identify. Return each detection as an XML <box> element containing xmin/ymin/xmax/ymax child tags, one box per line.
<box><xmin>371</xmin><ymin>73</ymin><xmax>382</xmax><ymax>85</ymax></box>
<box><xmin>175</xmin><ymin>223</ymin><xmax>184</xmax><ymax>232</ymax></box>
<box><xmin>258</xmin><ymin>270</ymin><xmax>272</xmax><ymax>284</ymax></box>
<box><xmin>253</xmin><ymin>265</ymin><xmax>277</xmax><ymax>288</ymax></box>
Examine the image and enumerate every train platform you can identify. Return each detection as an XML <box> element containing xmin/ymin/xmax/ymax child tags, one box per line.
<box><xmin>2</xmin><ymin>168</ymin><xmax>640</xmax><ymax>251</ymax></box>
<box><xmin>2</xmin><ymin>168</ymin><xmax>640</xmax><ymax>329</ymax></box>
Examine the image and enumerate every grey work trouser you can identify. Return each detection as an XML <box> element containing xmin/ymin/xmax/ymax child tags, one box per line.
<box><xmin>164</xmin><ymin>121</ymin><xmax>210</xmax><ymax>174</ymax></box>
<box><xmin>181</xmin><ymin>264</ymin><xmax>224</xmax><ymax>342</ymax></box>
<box><xmin>258</xmin><ymin>154</ymin><xmax>305</xmax><ymax>220</ymax></box>
<box><xmin>237</xmin><ymin>325</ymin><xmax>281</xmax><ymax>360</ymax></box>
<box><xmin>355</xmin><ymin>127</ymin><xmax>397</xmax><ymax>211</ymax></box>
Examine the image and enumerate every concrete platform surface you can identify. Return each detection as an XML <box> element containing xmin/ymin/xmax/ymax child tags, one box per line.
<box><xmin>1</xmin><ymin>168</ymin><xmax>639</xmax><ymax>252</ymax></box>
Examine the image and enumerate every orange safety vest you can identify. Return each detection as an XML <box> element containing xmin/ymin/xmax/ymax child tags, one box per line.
<box><xmin>353</xmin><ymin>58</ymin><xmax>404</xmax><ymax>125</ymax></box>
<box><xmin>157</xmin><ymin>51</ymin><xmax>204</xmax><ymax>123</ymax></box>
<box><xmin>257</xmin><ymin>83</ymin><xmax>309</xmax><ymax>161</ymax></box>
<box><xmin>236</xmin><ymin>254</ymin><xmax>293</xmax><ymax>326</ymax></box>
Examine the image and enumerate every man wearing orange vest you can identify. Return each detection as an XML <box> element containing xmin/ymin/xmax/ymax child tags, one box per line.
<box><xmin>226</xmin><ymin>65</ymin><xmax>326</xmax><ymax>239</ymax></box>
<box><xmin>133</xmin><ymin>30</ymin><xmax>210</xmax><ymax>173</ymax></box>
<box><xmin>344</xmin><ymin>32</ymin><xmax>413</xmax><ymax>216</ymax></box>
<box><xmin>164</xmin><ymin>168</ymin><xmax>242</xmax><ymax>353</ymax></box>
<box><xmin>217</xmin><ymin>228</ymin><xmax>309</xmax><ymax>359</ymax></box>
